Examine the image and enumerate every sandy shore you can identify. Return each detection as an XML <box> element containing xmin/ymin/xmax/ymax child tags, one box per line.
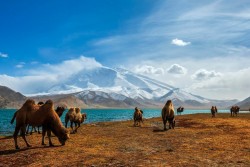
<box><xmin>0</xmin><ymin>113</ymin><xmax>250</xmax><ymax>166</ymax></box>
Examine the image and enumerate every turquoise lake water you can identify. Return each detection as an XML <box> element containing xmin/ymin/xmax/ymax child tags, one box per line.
<box><xmin>0</xmin><ymin>108</ymin><xmax>229</xmax><ymax>136</ymax></box>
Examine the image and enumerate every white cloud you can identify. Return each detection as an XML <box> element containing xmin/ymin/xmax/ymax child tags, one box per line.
<box><xmin>0</xmin><ymin>52</ymin><xmax>8</xmax><ymax>58</ymax></box>
<box><xmin>0</xmin><ymin>56</ymin><xmax>102</xmax><ymax>94</ymax></box>
<box><xmin>29</xmin><ymin>56</ymin><xmax>102</xmax><ymax>76</ymax></box>
<box><xmin>15</xmin><ymin>62</ymin><xmax>25</xmax><ymax>68</ymax></box>
<box><xmin>134</xmin><ymin>65</ymin><xmax>164</xmax><ymax>75</ymax></box>
<box><xmin>189</xmin><ymin>68</ymin><xmax>250</xmax><ymax>100</ymax></box>
<box><xmin>167</xmin><ymin>64</ymin><xmax>187</xmax><ymax>74</ymax></box>
<box><xmin>31</xmin><ymin>61</ymin><xmax>39</xmax><ymax>65</ymax></box>
<box><xmin>192</xmin><ymin>69</ymin><xmax>222</xmax><ymax>80</ymax></box>
<box><xmin>171</xmin><ymin>38</ymin><xmax>191</xmax><ymax>46</ymax></box>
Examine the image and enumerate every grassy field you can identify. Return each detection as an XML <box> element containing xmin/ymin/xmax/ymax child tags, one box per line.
<box><xmin>0</xmin><ymin>113</ymin><xmax>250</xmax><ymax>166</ymax></box>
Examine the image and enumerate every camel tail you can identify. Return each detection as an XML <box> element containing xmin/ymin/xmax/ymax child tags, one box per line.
<box><xmin>10</xmin><ymin>111</ymin><xmax>17</xmax><ymax>124</ymax></box>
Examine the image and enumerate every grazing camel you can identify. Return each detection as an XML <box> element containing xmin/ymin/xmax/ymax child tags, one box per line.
<box><xmin>177</xmin><ymin>107</ymin><xmax>184</xmax><ymax>115</ymax></box>
<box><xmin>230</xmin><ymin>106</ymin><xmax>240</xmax><ymax>117</ymax></box>
<box><xmin>65</xmin><ymin>107</ymin><xmax>86</xmax><ymax>133</ymax></box>
<box><xmin>133</xmin><ymin>107</ymin><xmax>143</xmax><ymax>127</ymax></box>
<box><xmin>26</xmin><ymin>105</ymin><xmax>65</xmax><ymax>135</ymax></box>
<box><xmin>162</xmin><ymin>100</ymin><xmax>175</xmax><ymax>130</ymax></box>
<box><xmin>211</xmin><ymin>106</ymin><xmax>217</xmax><ymax>118</ymax></box>
<box><xmin>11</xmin><ymin>99</ymin><xmax>69</xmax><ymax>149</ymax></box>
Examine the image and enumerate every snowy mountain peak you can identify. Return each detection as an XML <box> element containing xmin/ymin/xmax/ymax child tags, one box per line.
<box><xmin>42</xmin><ymin>66</ymin><xmax>210</xmax><ymax>104</ymax></box>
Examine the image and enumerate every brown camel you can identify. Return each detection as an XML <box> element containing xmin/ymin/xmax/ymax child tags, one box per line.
<box><xmin>65</xmin><ymin>107</ymin><xmax>86</xmax><ymax>133</ymax></box>
<box><xmin>211</xmin><ymin>106</ymin><xmax>217</xmax><ymax>118</ymax></box>
<box><xmin>177</xmin><ymin>106</ymin><xmax>184</xmax><ymax>115</ymax></box>
<box><xmin>230</xmin><ymin>106</ymin><xmax>240</xmax><ymax>117</ymax></box>
<box><xmin>162</xmin><ymin>100</ymin><xmax>175</xmax><ymax>130</ymax></box>
<box><xmin>133</xmin><ymin>107</ymin><xmax>143</xmax><ymax>127</ymax></box>
<box><xmin>11</xmin><ymin>99</ymin><xmax>69</xmax><ymax>149</ymax></box>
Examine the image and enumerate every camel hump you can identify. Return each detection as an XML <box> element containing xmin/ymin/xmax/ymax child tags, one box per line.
<box><xmin>45</xmin><ymin>99</ymin><xmax>53</xmax><ymax>105</ymax></box>
<box><xmin>23</xmin><ymin>99</ymin><xmax>36</xmax><ymax>106</ymax></box>
<box><xmin>162</xmin><ymin>100</ymin><xmax>175</xmax><ymax>118</ymax></box>
<box><xmin>68</xmin><ymin>108</ymin><xmax>75</xmax><ymax>114</ymax></box>
<box><xmin>75</xmin><ymin>108</ymin><xmax>81</xmax><ymax>113</ymax></box>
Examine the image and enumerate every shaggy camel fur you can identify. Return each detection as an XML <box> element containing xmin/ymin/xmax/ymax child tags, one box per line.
<box><xmin>134</xmin><ymin>107</ymin><xmax>143</xmax><ymax>127</ymax></box>
<box><xmin>26</xmin><ymin>101</ymin><xmax>44</xmax><ymax>135</ymax></box>
<box><xmin>162</xmin><ymin>100</ymin><xmax>175</xmax><ymax>130</ymax></box>
<box><xmin>26</xmin><ymin>105</ymin><xmax>65</xmax><ymax>135</ymax></box>
<box><xmin>65</xmin><ymin>107</ymin><xmax>86</xmax><ymax>133</ymax></box>
<box><xmin>12</xmin><ymin>99</ymin><xmax>69</xmax><ymax>149</ymax></box>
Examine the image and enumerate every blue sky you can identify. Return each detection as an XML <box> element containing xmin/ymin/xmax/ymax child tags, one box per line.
<box><xmin>0</xmin><ymin>0</ymin><xmax>154</xmax><ymax>73</ymax></box>
<box><xmin>0</xmin><ymin>0</ymin><xmax>250</xmax><ymax>100</ymax></box>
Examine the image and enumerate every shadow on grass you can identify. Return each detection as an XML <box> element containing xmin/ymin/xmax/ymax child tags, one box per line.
<box><xmin>0</xmin><ymin>145</ymin><xmax>62</xmax><ymax>156</ymax></box>
<box><xmin>153</xmin><ymin>128</ymin><xmax>166</xmax><ymax>132</ymax></box>
<box><xmin>0</xmin><ymin>136</ymin><xmax>13</xmax><ymax>140</ymax></box>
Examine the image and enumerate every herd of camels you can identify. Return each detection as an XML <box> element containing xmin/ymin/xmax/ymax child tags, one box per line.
<box><xmin>10</xmin><ymin>99</ymin><xmax>242</xmax><ymax>149</ymax></box>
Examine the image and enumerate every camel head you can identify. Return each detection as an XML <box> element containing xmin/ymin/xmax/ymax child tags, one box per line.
<box><xmin>58</xmin><ymin>128</ymin><xmax>70</xmax><ymax>146</ymax></box>
<box><xmin>55</xmin><ymin>106</ymin><xmax>65</xmax><ymax>117</ymax></box>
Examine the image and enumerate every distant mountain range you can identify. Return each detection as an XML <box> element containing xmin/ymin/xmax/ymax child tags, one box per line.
<box><xmin>234</xmin><ymin>97</ymin><xmax>250</xmax><ymax>111</ymax></box>
<box><xmin>0</xmin><ymin>67</ymin><xmax>245</xmax><ymax>109</ymax></box>
<box><xmin>0</xmin><ymin>86</ymin><xmax>26</xmax><ymax>108</ymax></box>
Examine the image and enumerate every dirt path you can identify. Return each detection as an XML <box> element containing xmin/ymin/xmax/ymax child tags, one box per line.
<box><xmin>1</xmin><ymin>113</ymin><xmax>250</xmax><ymax>166</ymax></box>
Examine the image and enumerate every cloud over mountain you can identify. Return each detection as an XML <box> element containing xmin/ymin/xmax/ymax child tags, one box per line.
<box><xmin>167</xmin><ymin>64</ymin><xmax>187</xmax><ymax>74</ymax></box>
<box><xmin>192</xmin><ymin>69</ymin><xmax>221</xmax><ymax>80</ymax></box>
<box><xmin>0</xmin><ymin>56</ymin><xmax>102</xmax><ymax>94</ymax></box>
<box><xmin>134</xmin><ymin>65</ymin><xmax>164</xmax><ymax>75</ymax></box>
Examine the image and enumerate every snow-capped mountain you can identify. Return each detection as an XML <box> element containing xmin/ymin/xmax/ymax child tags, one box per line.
<box><xmin>29</xmin><ymin>66</ymin><xmax>236</xmax><ymax>109</ymax></box>
<box><xmin>46</xmin><ymin>66</ymin><xmax>202</xmax><ymax>101</ymax></box>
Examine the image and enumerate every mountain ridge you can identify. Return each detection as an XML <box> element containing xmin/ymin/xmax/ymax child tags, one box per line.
<box><xmin>0</xmin><ymin>67</ymin><xmax>241</xmax><ymax>109</ymax></box>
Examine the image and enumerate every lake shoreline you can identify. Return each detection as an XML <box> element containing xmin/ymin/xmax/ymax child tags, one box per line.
<box><xmin>0</xmin><ymin>108</ymin><xmax>233</xmax><ymax>136</ymax></box>
<box><xmin>1</xmin><ymin>113</ymin><xmax>250</xmax><ymax>166</ymax></box>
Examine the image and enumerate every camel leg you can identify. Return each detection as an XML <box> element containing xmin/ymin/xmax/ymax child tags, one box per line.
<box><xmin>13</xmin><ymin>126</ymin><xmax>21</xmax><ymax>149</ymax></box>
<box><xmin>173</xmin><ymin>120</ymin><xmax>175</xmax><ymax>129</ymax></box>
<box><xmin>70</xmin><ymin>121</ymin><xmax>75</xmax><ymax>133</ymax></box>
<box><xmin>26</xmin><ymin>125</ymin><xmax>30</xmax><ymax>134</ymax></box>
<box><xmin>74</xmin><ymin>122</ymin><xmax>78</xmax><ymax>132</ymax></box>
<box><xmin>163</xmin><ymin>120</ymin><xmax>167</xmax><ymax>131</ymax></box>
<box><xmin>21</xmin><ymin>126</ymin><xmax>31</xmax><ymax>148</ymax></box>
<box><xmin>74</xmin><ymin>123</ymin><xmax>80</xmax><ymax>133</ymax></box>
<box><xmin>47</xmin><ymin>130</ymin><xmax>54</xmax><ymax>147</ymax></box>
<box><xmin>41</xmin><ymin>126</ymin><xmax>47</xmax><ymax>145</ymax></box>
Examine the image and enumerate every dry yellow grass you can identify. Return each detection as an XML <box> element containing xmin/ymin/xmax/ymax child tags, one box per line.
<box><xmin>0</xmin><ymin>113</ymin><xmax>250</xmax><ymax>166</ymax></box>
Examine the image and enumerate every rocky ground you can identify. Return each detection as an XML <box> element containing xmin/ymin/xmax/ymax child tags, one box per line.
<box><xmin>0</xmin><ymin>113</ymin><xmax>250</xmax><ymax>167</ymax></box>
